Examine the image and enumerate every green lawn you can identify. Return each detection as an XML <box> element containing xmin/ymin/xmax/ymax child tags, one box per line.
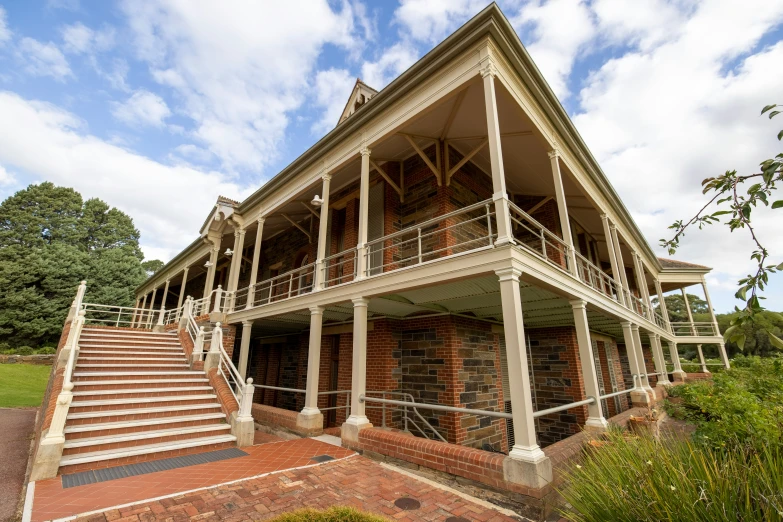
<box><xmin>0</xmin><ymin>364</ymin><xmax>51</xmax><ymax>407</ymax></box>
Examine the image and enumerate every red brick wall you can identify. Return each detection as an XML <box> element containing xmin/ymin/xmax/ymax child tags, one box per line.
<box><xmin>642</xmin><ymin>345</ymin><xmax>658</xmax><ymax>386</ymax></box>
<box><xmin>593</xmin><ymin>337</ymin><xmax>628</xmax><ymax>418</ymax></box>
<box><xmin>207</xmin><ymin>368</ymin><xmax>239</xmax><ymax>419</ymax></box>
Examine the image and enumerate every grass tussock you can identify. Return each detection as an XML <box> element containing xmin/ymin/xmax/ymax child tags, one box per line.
<box><xmin>268</xmin><ymin>506</ymin><xmax>388</xmax><ymax>522</ymax></box>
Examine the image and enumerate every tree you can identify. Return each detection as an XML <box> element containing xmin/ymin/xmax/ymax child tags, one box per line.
<box><xmin>660</xmin><ymin>104</ymin><xmax>783</xmax><ymax>351</ymax></box>
<box><xmin>0</xmin><ymin>182</ymin><xmax>161</xmax><ymax>348</ymax></box>
<box><xmin>142</xmin><ymin>259</ymin><xmax>165</xmax><ymax>276</ymax></box>
<box><xmin>651</xmin><ymin>293</ymin><xmax>708</xmax><ymax>323</ymax></box>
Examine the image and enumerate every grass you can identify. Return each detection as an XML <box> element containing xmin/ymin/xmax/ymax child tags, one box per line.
<box><xmin>268</xmin><ymin>506</ymin><xmax>388</xmax><ymax>521</ymax></box>
<box><xmin>0</xmin><ymin>363</ymin><xmax>51</xmax><ymax>407</ymax></box>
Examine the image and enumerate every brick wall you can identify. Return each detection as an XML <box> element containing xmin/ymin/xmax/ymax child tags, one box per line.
<box><xmin>526</xmin><ymin>326</ymin><xmax>588</xmax><ymax>446</ymax></box>
<box><xmin>641</xmin><ymin>344</ymin><xmax>658</xmax><ymax>386</ymax></box>
<box><xmin>593</xmin><ymin>336</ymin><xmax>627</xmax><ymax>418</ymax></box>
<box><xmin>207</xmin><ymin>368</ymin><xmax>239</xmax><ymax>419</ymax></box>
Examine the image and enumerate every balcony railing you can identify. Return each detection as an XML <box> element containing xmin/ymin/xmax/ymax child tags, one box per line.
<box><xmin>232</xmin><ymin>261</ymin><xmax>315</xmax><ymax>310</ymax></box>
<box><xmin>509</xmin><ymin>201</ymin><xmax>571</xmax><ymax>273</ymax></box>
<box><xmin>671</xmin><ymin>322</ymin><xmax>719</xmax><ymax>336</ymax></box>
<box><xmin>322</xmin><ymin>248</ymin><xmax>357</xmax><ymax>288</ymax></box>
<box><xmin>574</xmin><ymin>251</ymin><xmax>621</xmax><ymax>301</ymax></box>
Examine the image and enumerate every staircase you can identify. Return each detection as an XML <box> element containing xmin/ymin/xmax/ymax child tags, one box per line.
<box><xmin>59</xmin><ymin>327</ymin><xmax>237</xmax><ymax>475</ymax></box>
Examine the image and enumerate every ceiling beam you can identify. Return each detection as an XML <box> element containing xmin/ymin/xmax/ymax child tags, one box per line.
<box><xmin>369</xmin><ymin>159</ymin><xmax>403</xmax><ymax>201</ymax></box>
<box><xmin>400</xmin><ymin>133</ymin><xmax>441</xmax><ymax>186</ymax></box>
<box><xmin>281</xmin><ymin>213</ymin><xmax>312</xmax><ymax>243</ymax></box>
<box><xmin>441</xmin><ymin>89</ymin><xmax>467</xmax><ymax>140</ymax></box>
<box><xmin>445</xmin><ymin>137</ymin><xmax>488</xmax><ymax>185</ymax></box>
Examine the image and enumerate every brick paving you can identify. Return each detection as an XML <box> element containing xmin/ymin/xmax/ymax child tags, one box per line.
<box><xmin>70</xmin><ymin>454</ymin><xmax>517</xmax><ymax>522</ymax></box>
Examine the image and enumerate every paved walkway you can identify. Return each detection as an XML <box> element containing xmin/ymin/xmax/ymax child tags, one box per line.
<box><xmin>0</xmin><ymin>407</ymin><xmax>36</xmax><ymax>522</ymax></box>
<box><xmin>32</xmin><ymin>436</ymin><xmax>518</xmax><ymax>521</ymax></box>
<box><xmin>69</xmin><ymin>454</ymin><xmax>517</xmax><ymax>522</ymax></box>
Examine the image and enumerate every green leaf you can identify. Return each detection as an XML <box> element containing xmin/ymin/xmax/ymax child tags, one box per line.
<box><xmin>735</xmin><ymin>334</ymin><xmax>746</xmax><ymax>351</ymax></box>
<box><xmin>769</xmin><ymin>332</ymin><xmax>783</xmax><ymax>351</ymax></box>
<box><xmin>761</xmin><ymin>104</ymin><xmax>778</xmax><ymax>115</ymax></box>
<box><xmin>772</xmin><ymin>200</ymin><xmax>783</xmax><ymax>209</ymax></box>
<box><xmin>778</xmin><ymin>129</ymin><xmax>783</xmax><ymax>141</ymax></box>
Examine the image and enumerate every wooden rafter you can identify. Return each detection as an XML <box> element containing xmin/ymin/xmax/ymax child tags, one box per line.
<box><xmin>526</xmin><ymin>196</ymin><xmax>554</xmax><ymax>215</ymax></box>
<box><xmin>400</xmin><ymin>133</ymin><xmax>441</xmax><ymax>186</ymax></box>
<box><xmin>441</xmin><ymin>89</ymin><xmax>467</xmax><ymax>140</ymax></box>
<box><xmin>299</xmin><ymin>201</ymin><xmax>320</xmax><ymax>218</ymax></box>
<box><xmin>369</xmin><ymin>159</ymin><xmax>403</xmax><ymax>201</ymax></box>
<box><xmin>281</xmin><ymin>213</ymin><xmax>312</xmax><ymax>243</ymax></box>
<box><xmin>446</xmin><ymin>137</ymin><xmax>488</xmax><ymax>185</ymax></box>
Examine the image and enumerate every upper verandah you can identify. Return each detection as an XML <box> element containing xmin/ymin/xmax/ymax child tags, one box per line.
<box><xmin>138</xmin><ymin>3</ymin><xmax>703</xmax><ymax>296</ymax></box>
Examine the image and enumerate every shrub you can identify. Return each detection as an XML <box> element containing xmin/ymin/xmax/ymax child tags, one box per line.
<box><xmin>559</xmin><ymin>432</ymin><xmax>783</xmax><ymax>521</ymax></box>
<box><xmin>268</xmin><ymin>506</ymin><xmax>388</xmax><ymax>522</ymax></box>
<box><xmin>666</xmin><ymin>355</ymin><xmax>783</xmax><ymax>449</ymax></box>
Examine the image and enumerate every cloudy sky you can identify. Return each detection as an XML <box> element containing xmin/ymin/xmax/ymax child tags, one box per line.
<box><xmin>0</xmin><ymin>0</ymin><xmax>782</xmax><ymax>312</ymax></box>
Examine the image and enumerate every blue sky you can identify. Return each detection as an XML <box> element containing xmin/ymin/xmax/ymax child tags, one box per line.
<box><xmin>0</xmin><ymin>0</ymin><xmax>782</xmax><ymax>313</ymax></box>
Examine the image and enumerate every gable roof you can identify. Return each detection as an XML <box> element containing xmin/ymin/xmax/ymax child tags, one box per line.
<box><xmin>658</xmin><ymin>257</ymin><xmax>711</xmax><ymax>271</ymax></box>
<box><xmin>337</xmin><ymin>78</ymin><xmax>379</xmax><ymax>125</ymax></box>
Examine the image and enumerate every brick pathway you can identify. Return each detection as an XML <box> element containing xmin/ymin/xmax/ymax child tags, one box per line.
<box><xmin>71</xmin><ymin>455</ymin><xmax>517</xmax><ymax>522</ymax></box>
<box><xmin>33</xmin><ymin>438</ymin><xmax>353</xmax><ymax>522</ymax></box>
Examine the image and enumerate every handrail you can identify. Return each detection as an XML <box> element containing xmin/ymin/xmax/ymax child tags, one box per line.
<box><xmin>82</xmin><ymin>303</ymin><xmax>158</xmax><ymax>328</ymax></box>
<box><xmin>365</xmin><ymin>390</ymin><xmax>447</xmax><ymax>442</ymax></box>
<box><xmin>233</xmin><ymin>261</ymin><xmax>315</xmax><ymax>309</ymax></box>
<box><xmin>532</xmin><ymin>397</ymin><xmax>595</xmax><ymax>418</ymax></box>
<box><xmin>321</xmin><ymin>248</ymin><xmax>358</xmax><ymax>288</ymax></box>
<box><xmin>573</xmin><ymin>250</ymin><xmax>621</xmax><ymax>301</ymax></box>
<box><xmin>670</xmin><ymin>321</ymin><xmax>718</xmax><ymax>336</ymax></box>
<box><xmin>508</xmin><ymin>201</ymin><xmax>572</xmax><ymax>273</ymax></box>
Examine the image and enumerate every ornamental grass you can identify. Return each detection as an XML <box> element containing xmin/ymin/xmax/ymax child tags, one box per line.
<box><xmin>558</xmin><ymin>430</ymin><xmax>783</xmax><ymax>521</ymax></box>
<box><xmin>268</xmin><ymin>506</ymin><xmax>388</xmax><ymax>522</ymax></box>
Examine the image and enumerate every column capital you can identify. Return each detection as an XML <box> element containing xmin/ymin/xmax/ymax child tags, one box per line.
<box><xmin>322</xmin><ymin>172</ymin><xmax>332</xmax><ymax>182</ymax></box>
<box><xmin>495</xmin><ymin>267</ymin><xmax>522</xmax><ymax>283</ymax></box>
<box><xmin>257</xmin><ymin>216</ymin><xmax>265</xmax><ymax>225</ymax></box>
<box><xmin>630</xmin><ymin>324</ymin><xmax>640</xmax><ymax>332</ymax></box>
<box><xmin>547</xmin><ymin>149</ymin><xmax>560</xmax><ymax>160</ymax></box>
<box><xmin>241</xmin><ymin>320</ymin><xmax>253</xmax><ymax>328</ymax></box>
<box><xmin>609</xmin><ymin>222</ymin><xmax>618</xmax><ymax>231</ymax></box>
<box><xmin>351</xmin><ymin>297</ymin><xmax>369</xmax><ymax>307</ymax></box>
<box><xmin>360</xmin><ymin>147</ymin><xmax>371</xmax><ymax>157</ymax></box>
<box><xmin>480</xmin><ymin>60</ymin><xmax>497</xmax><ymax>79</ymax></box>
<box><xmin>309</xmin><ymin>305</ymin><xmax>325</xmax><ymax>315</ymax></box>
<box><xmin>620</xmin><ymin>320</ymin><xmax>632</xmax><ymax>328</ymax></box>
<box><xmin>568</xmin><ymin>299</ymin><xmax>587</xmax><ymax>310</ymax></box>
<box><xmin>165</xmin><ymin>279</ymin><xmax>171</xmax><ymax>284</ymax></box>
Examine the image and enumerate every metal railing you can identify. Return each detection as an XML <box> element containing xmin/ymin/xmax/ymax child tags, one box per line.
<box><xmin>251</xmin><ymin>383</ymin><xmax>352</xmax><ymax>417</ymax></box>
<box><xmin>82</xmin><ymin>303</ymin><xmax>159</xmax><ymax>328</ymax></box>
<box><xmin>508</xmin><ymin>201</ymin><xmax>572</xmax><ymax>274</ymax></box>
<box><xmin>670</xmin><ymin>322</ymin><xmax>719</xmax><ymax>336</ymax></box>
<box><xmin>573</xmin><ymin>251</ymin><xmax>621</xmax><ymax>301</ymax></box>
<box><xmin>233</xmin><ymin>262</ymin><xmax>315</xmax><ymax>310</ymax></box>
<box><xmin>321</xmin><ymin>248</ymin><xmax>358</xmax><ymax>288</ymax></box>
<box><xmin>361</xmin><ymin>199</ymin><xmax>496</xmax><ymax>278</ymax></box>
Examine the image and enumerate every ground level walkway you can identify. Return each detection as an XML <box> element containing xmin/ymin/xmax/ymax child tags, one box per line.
<box><xmin>30</xmin><ymin>433</ymin><xmax>518</xmax><ymax>522</ymax></box>
<box><xmin>1</xmin><ymin>408</ymin><xmax>36</xmax><ymax>522</ymax></box>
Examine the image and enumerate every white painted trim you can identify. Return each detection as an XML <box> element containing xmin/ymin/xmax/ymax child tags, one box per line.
<box><xmin>22</xmin><ymin>480</ymin><xmax>34</xmax><ymax>522</ymax></box>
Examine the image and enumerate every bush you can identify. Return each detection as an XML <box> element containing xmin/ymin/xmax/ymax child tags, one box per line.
<box><xmin>268</xmin><ymin>506</ymin><xmax>387</xmax><ymax>522</ymax></box>
<box><xmin>559</xmin><ymin>432</ymin><xmax>783</xmax><ymax>521</ymax></box>
<box><xmin>679</xmin><ymin>357</ymin><xmax>725</xmax><ymax>374</ymax></box>
<box><xmin>666</xmin><ymin>355</ymin><xmax>783</xmax><ymax>449</ymax></box>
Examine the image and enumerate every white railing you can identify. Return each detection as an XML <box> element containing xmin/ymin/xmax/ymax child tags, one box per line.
<box><xmin>82</xmin><ymin>303</ymin><xmax>159</xmax><ymax>328</ymax></box>
<box><xmin>574</xmin><ymin>251</ymin><xmax>621</xmax><ymax>301</ymax></box>
<box><xmin>671</xmin><ymin>322</ymin><xmax>719</xmax><ymax>336</ymax></box>
<box><xmin>654</xmin><ymin>310</ymin><xmax>667</xmax><ymax>330</ymax></box>
<box><xmin>361</xmin><ymin>200</ymin><xmax>496</xmax><ymax>278</ymax></box>
<box><xmin>508</xmin><ymin>201</ymin><xmax>572</xmax><ymax>274</ymax></box>
<box><xmin>321</xmin><ymin>248</ymin><xmax>358</xmax><ymax>288</ymax></box>
<box><xmin>233</xmin><ymin>262</ymin><xmax>315</xmax><ymax>310</ymax></box>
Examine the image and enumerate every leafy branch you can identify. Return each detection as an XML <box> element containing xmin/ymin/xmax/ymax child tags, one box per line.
<box><xmin>660</xmin><ymin>104</ymin><xmax>783</xmax><ymax>351</ymax></box>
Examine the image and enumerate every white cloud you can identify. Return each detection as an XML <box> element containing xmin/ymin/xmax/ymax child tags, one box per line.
<box><xmin>61</xmin><ymin>22</ymin><xmax>115</xmax><ymax>54</ymax></box>
<box><xmin>0</xmin><ymin>164</ymin><xmax>15</xmax><ymax>186</ymax></box>
<box><xmin>394</xmin><ymin>0</ymin><xmax>490</xmax><ymax>44</ymax></box>
<box><xmin>0</xmin><ymin>7</ymin><xmax>11</xmax><ymax>45</ymax></box>
<box><xmin>0</xmin><ymin>91</ymin><xmax>250</xmax><ymax>261</ymax></box>
<box><xmin>16</xmin><ymin>37</ymin><xmax>72</xmax><ymax>81</ymax></box>
<box><xmin>311</xmin><ymin>68</ymin><xmax>355</xmax><ymax>134</ymax></box>
<box><xmin>120</xmin><ymin>0</ymin><xmax>365</xmax><ymax>174</ymax></box>
<box><xmin>111</xmin><ymin>90</ymin><xmax>171</xmax><ymax>128</ymax></box>
<box><xmin>360</xmin><ymin>42</ymin><xmax>418</xmax><ymax>90</ymax></box>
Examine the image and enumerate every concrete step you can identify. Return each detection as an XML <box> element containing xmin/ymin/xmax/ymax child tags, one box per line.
<box><xmin>66</xmin><ymin>404</ymin><xmax>223</xmax><ymax>425</ymax></box>
<box><xmin>78</xmin><ymin>350</ymin><xmax>187</xmax><ymax>358</ymax></box>
<box><xmin>74</xmin><ymin>364</ymin><xmax>191</xmax><ymax>372</ymax></box>
<box><xmin>64</xmin><ymin>413</ymin><xmax>228</xmax><ymax>440</ymax></box>
<box><xmin>73</xmin><ymin>378</ymin><xmax>210</xmax><ymax>390</ymax></box>
<box><xmin>69</xmin><ymin>395</ymin><xmax>219</xmax><ymax>414</ymax></box>
<box><xmin>62</xmin><ymin>425</ymin><xmax>232</xmax><ymax>455</ymax></box>
<box><xmin>58</xmin><ymin>434</ymin><xmax>237</xmax><ymax>472</ymax></box>
<box><xmin>72</xmin><ymin>386</ymin><xmax>214</xmax><ymax>401</ymax></box>
<box><xmin>72</xmin><ymin>371</ymin><xmax>204</xmax><ymax>382</ymax></box>
<box><xmin>78</xmin><ymin>356</ymin><xmax>186</xmax><ymax>363</ymax></box>
<box><xmin>81</xmin><ymin>329</ymin><xmax>178</xmax><ymax>338</ymax></box>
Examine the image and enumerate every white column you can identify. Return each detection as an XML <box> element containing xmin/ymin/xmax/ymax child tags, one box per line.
<box><xmin>682</xmin><ymin>288</ymin><xmax>697</xmax><ymax>336</ymax></box>
<box><xmin>668</xmin><ymin>340</ymin><xmax>686</xmax><ymax>381</ymax></box>
<box><xmin>314</xmin><ymin>173</ymin><xmax>332</xmax><ymax>290</ymax></box>
<box><xmin>246</xmin><ymin>218</ymin><xmax>265</xmax><ymax>309</ymax></box>
<box><xmin>147</xmin><ymin>287</ymin><xmax>158</xmax><ymax>327</ymax></box>
<box><xmin>632</xmin><ymin>325</ymin><xmax>656</xmax><ymax>397</ymax></box>
<box><xmin>621</xmin><ymin>322</ymin><xmax>651</xmax><ymax>406</ymax></box>
<box><xmin>238</xmin><ymin>321</ymin><xmax>253</xmax><ymax>380</ymax></box>
<box><xmin>549</xmin><ymin>150</ymin><xmax>577</xmax><ymax>274</ymax></box>
<box><xmin>203</xmin><ymin>243</ymin><xmax>219</xmax><ymax>298</ymax></box>
<box><xmin>356</xmin><ymin>149</ymin><xmax>371</xmax><ymax>280</ymax></box>
<box><xmin>696</xmin><ymin>344</ymin><xmax>710</xmax><ymax>374</ymax></box>
<box><xmin>482</xmin><ymin>63</ymin><xmax>513</xmax><ymax>246</ymax></box>
<box><xmin>651</xmin><ymin>334</ymin><xmax>670</xmax><ymax>385</ymax></box>
<box><xmin>176</xmin><ymin>267</ymin><xmax>189</xmax><ymax>310</ymax></box>
<box><xmin>160</xmin><ymin>279</ymin><xmax>171</xmax><ymax>310</ymax></box>
<box><xmin>632</xmin><ymin>252</ymin><xmax>652</xmax><ymax>319</ymax></box>
<box><xmin>600</xmin><ymin>214</ymin><xmax>624</xmax><ymax>305</ymax></box>
<box><xmin>345</xmin><ymin>297</ymin><xmax>370</xmax><ymax>427</ymax></box>
<box><xmin>497</xmin><ymin>268</ymin><xmax>547</xmax><ymax>463</ymax></box>
<box><xmin>701</xmin><ymin>280</ymin><xmax>729</xmax><ymax>369</ymax></box>
<box><xmin>570</xmin><ymin>299</ymin><xmax>608</xmax><ymax>429</ymax></box>
<box><xmin>610</xmin><ymin>224</ymin><xmax>631</xmax><ymax>300</ymax></box>
<box><xmin>131</xmin><ymin>297</ymin><xmax>141</xmax><ymax>327</ymax></box>
<box><xmin>227</xmin><ymin>228</ymin><xmax>246</xmax><ymax>295</ymax></box>
<box><xmin>654</xmin><ymin>279</ymin><xmax>671</xmax><ymax>332</ymax></box>
<box><xmin>302</xmin><ymin>306</ymin><xmax>324</xmax><ymax>415</ymax></box>
<box><xmin>137</xmin><ymin>293</ymin><xmax>148</xmax><ymax>327</ymax></box>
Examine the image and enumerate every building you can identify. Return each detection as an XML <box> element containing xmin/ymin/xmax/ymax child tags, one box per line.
<box><xmin>32</xmin><ymin>3</ymin><xmax>728</xmax><ymax>505</ymax></box>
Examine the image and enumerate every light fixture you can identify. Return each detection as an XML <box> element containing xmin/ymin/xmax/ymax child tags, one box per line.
<box><xmin>310</xmin><ymin>195</ymin><xmax>324</xmax><ymax>207</ymax></box>
<box><xmin>204</xmin><ymin>260</ymin><xmax>213</xmax><ymax>268</ymax></box>
<box><xmin>224</xmin><ymin>248</ymin><xmax>234</xmax><ymax>257</ymax></box>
